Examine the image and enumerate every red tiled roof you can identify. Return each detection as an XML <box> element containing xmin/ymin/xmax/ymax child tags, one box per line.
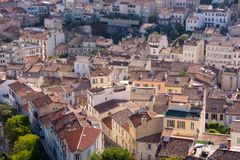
<box><xmin>65</xmin><ymin>126</ymin><xmax>101</xmax><ymax>152</ymax></box>
<box><xmin>102</xmin><ymin>117</ymin><xmax>112</xmax><ymax>129</ymax></box>
<box><xmin>8</xmin><ymin>81</ymin><xmax>34</xmax><ymax>98</ymax></box>
<box><xmin>129</xmin><ymin>111</ymin><xmax>157</xmax><ymax>128</ymax></box>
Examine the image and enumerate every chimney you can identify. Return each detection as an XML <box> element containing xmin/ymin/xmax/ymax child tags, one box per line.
<box><xmin>227</xmin><ymin>139</ymin><xmax>231</xmax><ymax>150</ymax></box>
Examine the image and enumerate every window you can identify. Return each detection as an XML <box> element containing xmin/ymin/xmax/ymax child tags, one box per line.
<box><xmin>190</xmin><ymin>122</ymin><xmax>194</xmax><ymax>130</ymax></box>
<box><xmin>100</xmin><ymin>78</ymin><xmax>104</xmax><ymax>83</ymax></box>
<box><xmin>211</xmin><ymin>114</ymin><xmax>217</xmax><ymax>120</ymax></box>
<box><xmin>167</xmin><ymin>120</ymin><xmax>175</xmax><ymax>128</ymax></box>
<box><xmin>75</xmin><ymin>154</ymin><xmax>80</xmax><ymax>160</ymax></box>
<box><xmin>220</xmin><ymin>114</ymin><xmax>223</xmax><ymax>121</ymax></box>
<box><xmin>177</xmin><ymin>121</ymin><xmax>185</xmax><ymax>129</ymax></box>
<box><xmin>147</xmin><ymin>154</ymin><xmax>151</xmax><ymax>160</ymax></box>
<box><xmin>237</xmin><ymin>137</ymin><xmax>240</xmax><ymax>144</ymax></box>
<box><xmin>92</xmin><ymin>79</ymin><xmax>96</xmax><ymax>84</ymax></box>
<box><xmin>206</xmin><ymin>113</ymin><xmax>208</xmax><ymax>119</ymax></box>
<box><xmin>147</xmin><ymin>144</ymin><xmax>152</xmax><ymax>150</ymax></box>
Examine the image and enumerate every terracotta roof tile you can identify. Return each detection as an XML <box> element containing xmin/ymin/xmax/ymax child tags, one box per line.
<box><xmin>157</xmin><ymin>137</ymin><xmax>194</xmax><ymax>159</ymax></box>
<box><xmin>129</xmin><ymin>110</ymin><xmax>156</xmax><ymax>128</ymax></box>
<box><xmin>102</xmin><ymin>117</ymin><xmax>112</xmax><ymax>129</ymax></box>
<box><xmin>65</xmin><ymin>126</ymin><xmax>101</xmax><ymax>152</ymax></box>
<box><xmin>208</xmin><ymin>149</ymin><xmax>240</xmax><ymax>160</ymax></box>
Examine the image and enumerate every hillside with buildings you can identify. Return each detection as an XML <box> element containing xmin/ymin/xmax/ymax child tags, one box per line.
<box><xmin>0</xmin><ymin>0</ymin><xmax>240</xmax><ymax>160</ymax></box>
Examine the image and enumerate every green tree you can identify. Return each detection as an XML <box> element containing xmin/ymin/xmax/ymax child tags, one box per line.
<box><xmin>90</xmin><ymin>147</ymin><xmax>134</xmax><ymax>160</ymax></box>
<box><xmin>13</xmin><ymin>134</ymin><xmax>40</xmax><ymax>160</ymax></box>
<box><xmin>200</xmin><ymin>0</ymin><xmax>212</xmax><ymax>4</ymax></box>
<box><xmin>148</xmin><ymin>14</ymin><xmax>158</xmax><ymax>24</ymax></box>
<box><xmin>0</xmin><ymin>103</ymin><xmax>13</xmax><ymax>123</ymax></box>
<box><xmin>11</xmin><ymin>150</ymin><xmax>31</xmax><ymax>160</ymax></box>
<box><xmin>13</xmin><ymin>134</ymin><xmax>39</xmax><ymax>153</ymax></box>
<box><xmin>175</xmin><ymin>23</ymin><xmax>185</xmax><ymax>35</ymax></box>
<box><xmin>208</xmin><ymin>122</ymin><xmax>230</xmax><ymax>134</ymax></box>
<box><xmin>4</xmin><ymin>115</ymin><xmax>31</xmax><ymax>144</ymax></box>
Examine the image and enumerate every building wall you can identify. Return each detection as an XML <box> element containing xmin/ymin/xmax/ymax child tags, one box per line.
<box><xmin>0</xmin><ymin>80</ymin><xmax>15</xmax><ymax>103</ymax></box>
<box><xmin>231</xmin><ymin>131</ymin><xmax>240</xmax><ymax>149</ymax></box>
<box><xmin>183</xmin><ymin>40</ymin><xmax>204</xmax><ymax>63</ymax></box>
<box><xmin>88</xmin><ymin>87</ymin><xmax>130</xmax><ymax>107</ymax></box>
<box><xmin>133</xmin><ymin>81</ymin><xmax>165</xmax><ymax>94</ymax></box>
<box><xmin>74</xmin><ymin>61</ymin><xmax>90</xmax><ymax>77</ymax></box>
<box><xmin>221</xmin><ymin>72</ymin><xmax>238</xmax><ymax>91</ymax></box>
<box><xmin>205</xmin><ymin>112</ymin><xmax>225</xmax><ymax>125</ymax></box>
<box><xmin>136</xmin><ymin>142</ymin><xmax>158</xmax><ymax>160</ymax></box>
<box><xmin>90</xmin><ymin>74</ymin><xmax>113</xmax><ymax>88</ymax></box>
<box><xmin>164</xmin><ymin>86</ymin><xmax>183</xmax><ymax>94</ymax></box>
<box><xmin>205</xmin><ymin>44</ymin><xmax>233</xmax><ymax>70</ymax></box>
<box><xmin>111</xmin><ymin>119</ymin><xmax>134</xmax><ymax>152</ymax></box>
<box><xmin>164</xmin><ymin>117</ymin><xmax>201</xmax><ymax>137</ymax></box>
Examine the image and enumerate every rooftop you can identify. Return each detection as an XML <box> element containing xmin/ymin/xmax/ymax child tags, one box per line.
<box><xmin>136</xmin><ymin>132</ymin><xmax>162</xmax><ymax>143</ymax></box>
<box><xmin>157</xmin><ymin>137</ymin><xmax>194</xmax><ymax>159</ymax></box>
<box><xmin>93</xmin><ymin>99</ymin><xmax>129</xmax><ymax>114</ymax></box>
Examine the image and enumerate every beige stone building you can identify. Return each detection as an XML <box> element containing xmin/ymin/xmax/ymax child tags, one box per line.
<box><xmin>183</xmin><ymin>39</ymin><xmax>205</xmax><ymax>63</ymax></box>
<box><xmin>164</xmin><ymin>95</ymin><xmax>205</xmax><ymax>138</ymax></box>
<box><xmin>90</xmin><ymin>67</ymin><xmax>114</xmax><ymax>88</ymax></box>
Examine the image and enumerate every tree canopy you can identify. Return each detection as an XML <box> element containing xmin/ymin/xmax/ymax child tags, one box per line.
<box><xmin>90</xmin><ymin>147</ymin><xmax>134</xmax><ymax>160</ymax></box>
<box><xmin>200</xmin><ymin>0</ymin><xmax>212</xmax><ymax>5</ymax></box>
<box><xmin>0</xmin><ymin>103</ymin><xmax>13</xmax><ymax>123</ymax></box>
<box><xmin>4</xmin><ymin>115</ymin><xmax>31</xmax><ymax>144</ymax></box>
<box><xmin>11</xmin><ymin>134</ymin><xmax>40</xmax><ymax>160</ymax></box>
<box><xmin>11</xmin><ymin>150</ymin><xmax>31</xmax><ymax>160</ymax></box>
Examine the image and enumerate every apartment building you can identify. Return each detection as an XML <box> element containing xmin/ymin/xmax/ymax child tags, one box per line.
<box><xmin>147</xmin><ymin>33</ymin><xmax>168</xmax><ymax>58</ymax></box>
<box><xmin>186</xmin><ymin>16</ymin><xmax>200</xmax><ymax>31</ymax></box>
<box><xmin>90</xmin><ymin>67</ymin><xmax>114</xmax><ymax>88</ymax></box>
<box><xmin>128</xmin><ymin>70</ymin><xmax>167</xmax><ymax>94</ymax></box>
<box><xmin>20</xmin><ymin>28</ymin><xmax>65</xmax><ymax>59</ymax></box>
<box><xmin>156</xmin><ymin>0</ymin><xmax>200</xmax><ymax>9</ymax></box>
<box><xmin>221</xmin><ymin>65</ymin><xmax>240</xmax><ymax>91</ymax></box>
<box><xmin>74</xmin><ymin>56</ymin><xmax>91</xmax><ymax>78</ymax></box>
<box><xmin>158</xmin><ymin>7</ymin><xmax>188</xmax><ymax>26</ymax></box>
<box><xmin>164</xmin><ymin>95</ymin><xmax>205</xmax><ymax>137</ymax></box>
<box><xmin>205</xmin><ymin>37</ymin><xmax>240</xmax><ymax>70</ymax></box>
<box><xmin>44</xmin><ymin>16</ymin><xmax>63</xmax><ymax>30</ymax></box>
<box><xmin>39</xmin><ymin>107</ymin><xmax>103</xmax><ymax>160</ymax></box>
<box><xmin>183</xmin><ymin>39</ymin><xmax>205</xmax><ymax>63</ymax></box>
<box><xmin>158</xmin><ymin>46</ymin><xmax>183</xmax><ymax>62</ymax></box>
<box><xmin>186</xmin><ymin>5</ymin><xmax>231</xmax><ymax>31</ymax></box>
<box><xmin>68</xmin><ymin>35</ymin><xmax>112</xmax><ymax>56</ymax></box>
<box><xmin>87</xmin><ymin>87</ymin><xmax>130</xmax><ymax>118</ymax></box>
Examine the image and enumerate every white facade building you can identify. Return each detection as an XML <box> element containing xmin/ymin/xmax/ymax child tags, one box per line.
<box><xmin>186</xmin><ymin>16</ymin><xmax>201</xmax><ymax>31</ymax></box>
<box><xmin>147</xmin><ymin>33</ymin><xmax>168</xmax><ymax>57</ymax></box>
<box><xmin>186</xmin><ymin>5</ymin><xmax>231</xmax><ymax>31</ymax></box>
<box><xmin>20</xmin><ymin>28</ymin><xmax>65</xmax><ymax>59</ymax></box>
<box><xmin>205</xmin><ymin>37</ymin><xmax>240</xmax><ymax>70</ymax></box>
<box><xmin>74</xmin><ymin>56</ymin><xmax>91</xmax><ymax>77</ymax></box>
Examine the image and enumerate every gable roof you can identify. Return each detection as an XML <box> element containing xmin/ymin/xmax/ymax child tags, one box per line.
<box><xmin>8</xmin><ymin>81</ymin><xmax>34</xmax><ymax>98</ymax></box>
<box><xmin>129</xmin><ymin>110</ymin><xmax>157</xmax><ymax>128</ymax></box>
<box><xmin>65</xmin><ymin>126</ymin><xmax>101</xmax><ymax>152</ymax></box>
<box><xmin>112</xmin><ymin>109</ymin><xmax>133</xmax><ymax>131</ymax></box>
